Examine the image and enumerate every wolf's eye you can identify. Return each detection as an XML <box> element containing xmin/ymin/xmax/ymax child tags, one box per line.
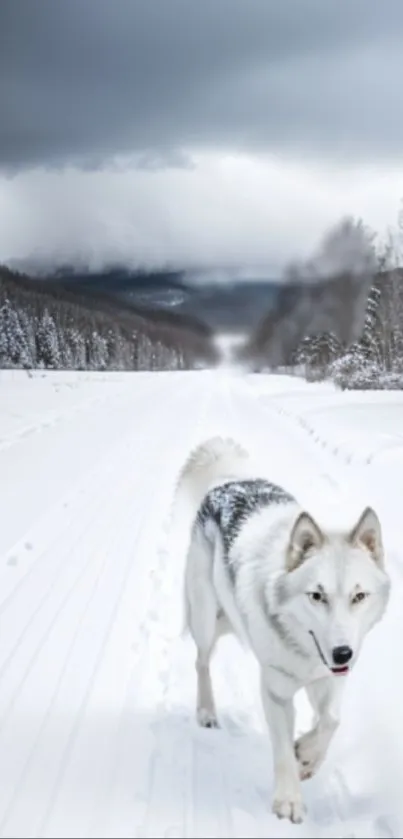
<box><xmin>308</xmin><ymin>590</ymin><xmax>327</xmax><ymax>604</ymax></box>
<box><xmin>352</xmin><ymin>591</ymin><xmax>368</xmax><ymax>605</ymax></box>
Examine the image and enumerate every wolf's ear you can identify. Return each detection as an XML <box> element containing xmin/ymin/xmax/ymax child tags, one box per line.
<box><xmin>286</xmin><ymin>512</ymin><xmax>324</xmax><ymax>572</ymax></box>
<box><xmin>349</xmin><ymin>506</ymin><xmax>384</xmax><ymax>567</ymax></box>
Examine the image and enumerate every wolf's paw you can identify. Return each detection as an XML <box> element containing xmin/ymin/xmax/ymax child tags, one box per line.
<box><xmin>272</xmin><ymin>791</ymin><xmax>305</xmax><ymax>823</ymax></box>
<box><xmin>197</xmin><ymin>707</ymin><xmax>220</xmax><ymax>729</ymax></box>
<box><xmin>295</xmin><ymin>731</ymin><xmax>325</xmax><ymax>780</ymax></box>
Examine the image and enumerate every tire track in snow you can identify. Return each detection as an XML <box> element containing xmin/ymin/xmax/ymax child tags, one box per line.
<box><xmin>0</xmin><ymin>377</ymin><xmax>181</xmax><ymax>839</ymax></box>
<box><xmin>30</xmin><ymin>379</ymin><xmax>213</xmax><ymax>839</ymax></box>
<box><xmin>87</xmin><ymin>381</ymin><xmax>215</xmax><ymax>839</ymax></box>
<box><xmin>37</xmin><ymin>382</ymin><xmax>203</xmax><ymax>839</ymax></box>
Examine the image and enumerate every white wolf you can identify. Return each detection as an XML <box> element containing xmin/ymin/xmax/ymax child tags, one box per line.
<box><xmin>175</xmin><ymin>436</ymin><xmax>391</xmax><ymax>823</ymax></box>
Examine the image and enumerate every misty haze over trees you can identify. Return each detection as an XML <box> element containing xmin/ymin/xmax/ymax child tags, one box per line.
<box><xmin>2</xmin><ymin>209</ymin><xmax>403</xmax><ymax>388</ymax></box>
<box><xmin>240</xmin><ymin>210</ymin><xmax>403</xmax><ymax>390</ymax></box>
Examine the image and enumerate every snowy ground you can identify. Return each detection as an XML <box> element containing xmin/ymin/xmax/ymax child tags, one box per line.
<box><xmin>0</xmin><ymin>368</ymin><xmax>402</xmax><ymax>838</ymax></box>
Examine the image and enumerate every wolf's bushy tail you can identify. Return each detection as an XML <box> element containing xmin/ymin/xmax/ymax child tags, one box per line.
<box><xmin>174</xmin><ymin>435</ymin><xmax>253</xmax><ymax>517</ymax></box>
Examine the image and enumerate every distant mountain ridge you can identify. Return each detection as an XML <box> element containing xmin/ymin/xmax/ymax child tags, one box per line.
<box><xmin>13</xmin><ymin>264</ymin><xmax>280</xmax><ymax>333</ymax></box>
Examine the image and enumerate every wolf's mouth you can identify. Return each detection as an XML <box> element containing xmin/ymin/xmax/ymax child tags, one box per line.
<box><xmin>309</xmin><ymin>631</ymin><xmax>350</xmax><ymax>675</ymax></box>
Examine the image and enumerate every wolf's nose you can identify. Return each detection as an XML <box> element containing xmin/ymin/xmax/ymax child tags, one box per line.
<box><xmin>332</xmin><ymin>645</ymin><xmax>353</xmax><ymax>666</ymax></box>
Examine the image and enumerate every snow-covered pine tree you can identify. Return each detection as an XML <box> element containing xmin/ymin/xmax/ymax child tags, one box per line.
<box><xmin>0</xmin><ymin>298</ymin><xmax>32</xmax><ymax>368</ymax></box>
<box><xmin>36</xmin><ymin>309</ymin><xmax>61</xmax><ymax>369</ymax></box>
<box><xmin>138</xmin><ymin>334</ymin><xmax>152</xmax><ymax>370</ymax></box>
<box><xmin>0</xmin><ymin>299</ymin><xmax>10</xmax><ymax>365</ymax></box>
<box><xmin>67</xmin><ymin>327</ymin><xmax>86</xmax><ymax>370</ymax></box>
<box><xmin>360</xmin><ymin>284</ymin><xmax>382</xmax><ymax>366</ymax></box>
<box><xmin>18</xmin><ymin>308</ymin><xmax>37</xmax><ymax>368</ymax></box>
<box><xmin>89</xmin><ymin>331</ymin><xmax>108</xmax><ymax>370</ymax></box>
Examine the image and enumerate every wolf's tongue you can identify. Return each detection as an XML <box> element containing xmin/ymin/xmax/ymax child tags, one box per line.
<box><xmin>331</xmin><ymin>665</ymin><xmax>349</xmax><ymax>675</ymax></box>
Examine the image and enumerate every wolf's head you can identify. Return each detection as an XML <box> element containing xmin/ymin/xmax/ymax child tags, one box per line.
<box><xmin>277</xmin><ymin>506</ymin><xmax>391</xmax><ymax>675</ymax></box>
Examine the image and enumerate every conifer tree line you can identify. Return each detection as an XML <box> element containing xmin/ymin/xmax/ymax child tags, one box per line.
<box><xmin>0</xmin><ymin>266</ymin><xmax>217</xmax><ymax>372</ymax></box>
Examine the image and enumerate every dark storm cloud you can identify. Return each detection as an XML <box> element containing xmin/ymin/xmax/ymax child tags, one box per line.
<box><xmin>1</xmin><ymin>0</ymin><xmax>403</xmax><ymax>170</ymax></box>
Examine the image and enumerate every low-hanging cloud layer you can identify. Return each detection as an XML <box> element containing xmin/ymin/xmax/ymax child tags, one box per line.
<box><xmin>1</xmin><ymin>0</ymin><xmax>403</xmax><ymax>272</ymax></box>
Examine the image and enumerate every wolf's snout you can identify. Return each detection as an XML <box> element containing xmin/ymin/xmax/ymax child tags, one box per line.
<box><xmin>332</xmin><ymin>645</ymin><xmax>353</xmax><ymax>666</ymax></box>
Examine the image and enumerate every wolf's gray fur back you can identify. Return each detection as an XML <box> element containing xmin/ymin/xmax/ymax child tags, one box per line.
<box><xmin>197</xmin><ymin>478</ymin><xmax>295</xmax><ymax>583</ymax></box>
<box><xmin>174</xmin><ymin>436</ymin><xmax>254</xmax><ymax>636</ymax></box>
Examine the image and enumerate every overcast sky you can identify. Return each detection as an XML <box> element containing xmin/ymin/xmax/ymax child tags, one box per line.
<box><xmin>1</xmin><ymin>0</ymin><xmax>403</xmax><ymax>275</ymax></box>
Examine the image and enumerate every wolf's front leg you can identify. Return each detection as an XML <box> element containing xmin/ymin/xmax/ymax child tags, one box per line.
<box><xmin>295</xmin><ymin>676</ymin><xmax>344</xmax><ymax>781</ymax></box>
<box><xmin>260</xmin><ymin>677</ymin><xmax>305</xmax><ymax>823</ymax></box>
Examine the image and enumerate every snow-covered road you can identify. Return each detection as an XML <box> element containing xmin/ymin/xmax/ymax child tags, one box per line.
<box><xmin>0</xmin><ymin>369</ymin><xmax>402</xmax><ymax>838</ymax></box>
